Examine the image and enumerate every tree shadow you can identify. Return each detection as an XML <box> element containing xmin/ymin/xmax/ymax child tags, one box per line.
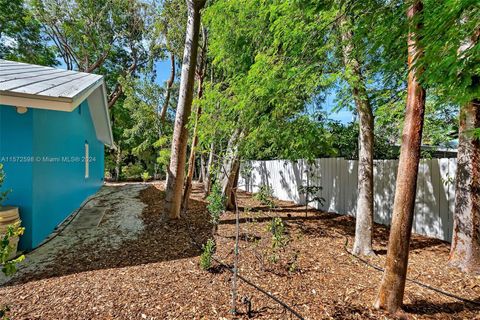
<box><xmin>403</xmin><ymin>299</ymin><xmax>480</xmax><ymax>316</ymax></box>
<box><xmin>4</xmin><ymin>184</ymin><xmax>213</xmax><ymax>286</ymax></box>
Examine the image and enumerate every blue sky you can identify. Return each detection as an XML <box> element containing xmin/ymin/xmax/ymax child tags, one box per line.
<box><xmin>154</xmin><ymin>60</ymin><xmax>354</xmax><ymax>124</ymax></box>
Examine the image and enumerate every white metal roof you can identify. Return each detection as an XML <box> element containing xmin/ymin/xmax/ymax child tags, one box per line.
<box><xmin>0</xmin><ymin>59</ymin><xmax>114</xmax><ymax>146</ymax></box>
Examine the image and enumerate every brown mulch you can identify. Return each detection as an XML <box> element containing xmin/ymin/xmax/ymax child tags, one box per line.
<box><xmin>1</xmin><ymin>183</ymin><xmax>479</xmax><ymax>319</ymax></box>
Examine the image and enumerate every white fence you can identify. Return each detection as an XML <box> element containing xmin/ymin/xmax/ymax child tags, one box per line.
<box><xmin>238</xmin><ymin>158</ymin><xmax>457</xmax><ymax>242</ymax></box>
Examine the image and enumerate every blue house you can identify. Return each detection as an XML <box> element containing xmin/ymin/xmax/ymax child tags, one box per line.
<box><xmin>0</xmin><ymin>60</ymin><xmax>114</xmax><ymax>250</ymax></box>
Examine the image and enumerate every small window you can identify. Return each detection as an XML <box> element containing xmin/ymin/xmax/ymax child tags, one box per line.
<box><xmin>85</xmin><ymin>142</ymin><xmax>89</xmax><ymax>179</ymax></box>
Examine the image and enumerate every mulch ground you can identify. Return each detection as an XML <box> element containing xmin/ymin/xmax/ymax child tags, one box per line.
<box><xmin>1</xmin><ymin>182</ymin><xmax>479</xmax><ymax>319</ymax></box>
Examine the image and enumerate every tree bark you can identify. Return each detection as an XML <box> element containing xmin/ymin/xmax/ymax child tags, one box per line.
<box><xmin>165</xmin><ymin>0</ymin><xmax>205</xmax><ymax>219</ymax></box>
<box><xmin>114</xmin><ymin>144</ymin><xmax>122</xmax><ymax>182</ymax></box>
<box><xmin>220</xmin><ymin>129</ymin><xmax>242</xmax><ymax>210</ymax></box>
<box><xmin>204</xmin><ymin>142</ymin><xmax>215</xmax><ymax>196</ymax></box>
<box><xmin>340</xmin><ymin>14</ymin><xmax>375</xmax><ymax>256</ymax></box>
<box><xmin>199</xmin><ymin>154</ymin><xmax>206</xmax><ymax>183</ymax></box>
<box><xmin>181</xmin><ymin>25</ymin><xmax>207</xmax><ymax>215</ymax></box>
<box><xmin>160</xmin><ymin>52</ymin><xmax>175</xmax><ymax>125</ymax></box>
<box><xmin>374</xmin><ymin>0</ymin><xmax>426</xmax><ymax>313</ymax></box>
<box><xmin>449</xmin><ymin>98</ymin><xmax>480</xmax><ymax>273</ymax></box>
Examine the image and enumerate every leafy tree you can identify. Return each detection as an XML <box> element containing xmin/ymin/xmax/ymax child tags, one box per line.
<box><xmin>165</xmin><ymin>0</ymin><xmax>206</xmax><ymax>219</ymax></box>
<box><xmin>375</xmin><ymin>0</ymin><xmax>427</xmax><ymax>313</ymax></box>
<box><xmin>0</xmin><ymin>0</ymin><xmax>56</xmax><ymax>65</ymax></box>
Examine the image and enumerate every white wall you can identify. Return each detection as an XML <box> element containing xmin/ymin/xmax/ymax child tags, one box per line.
<box><xmin>238</xmin><ymin>158</ymin><xmax>457</xmax><ymax>242</ymax></box>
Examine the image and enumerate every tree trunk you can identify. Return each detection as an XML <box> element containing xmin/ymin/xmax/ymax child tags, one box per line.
<box><xmin>160</xmin><ymin>52</ymin><xmax>175</xmax><ymax>125</ymax></box>
<box><xmin>114</xmin><ymin>145</ymin><xmax>122</xmax><ymax>182</ymax></box>
<box><xmin>340</xmin><ymin>14</ymin><xmax>375</xmax><ymax>256</ymax></box>
<box><xmin>199</xmin><ymin>154</ymin><xmax>206</xmax><ymax>183</ymax></box>
<box><xmin>181</xmin><ymin>26</ymin><xmax>207</xmax><ymax>215</ymax></box>
<box><xmin>374</xmin><ymin>0</ymin><xmax>426</xmax><ymax>313</ymax></box>
<box><xmin>204</xmin><ymin>142</ymin><xmax>215</xmax><ymax>196</ymax></box>
<box><xmin>449</xmin><ymin>98</ymin><xmax>480</xmax><ymax>273</ymax></box>
<box><xmin>165</xmin><ymin>0</ymin><xmax>205</xmax><ymax>219</ymax></box>
<box><xmin>220</xmin><ymin>129</ymin><xmax>242</xmax><ymax>210</ymax></box>
<box><xmin>181</xmin><ymin>103</ymin><xmax>203</xmax><ymax>214</ymax></box>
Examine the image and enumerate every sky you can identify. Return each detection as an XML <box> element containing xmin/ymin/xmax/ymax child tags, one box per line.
<box><xmin>154</xmin><ymin>60</ymin><xmax>354</xmax><ymax>124</ymax></box>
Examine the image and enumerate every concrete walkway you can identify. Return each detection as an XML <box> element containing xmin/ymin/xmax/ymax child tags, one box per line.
<box><xmin>1</xmin><ymin>183</ymin><xmax>148</xmax><ymax>285</ymax></box>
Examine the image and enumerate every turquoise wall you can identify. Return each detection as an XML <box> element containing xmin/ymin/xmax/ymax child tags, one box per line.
<box><xmin>0</xmin><ymin>106</ymin><xmax>35</xmax><ymax>248</ymax></box>
<box><xmin>0</xmin><ymin>101</ymin><xmax>104</xmax><ymax>249</ymax></box>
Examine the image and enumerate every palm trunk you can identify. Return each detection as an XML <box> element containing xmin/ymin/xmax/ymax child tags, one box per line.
<box><xmin>165</xmin><ymin>0</ymin><xmax>205</xmax><ymax>219</ymax></box>
<box><xmin>374</xmin><ymin>0</ymin><xmax>426</xmax><ymax>313</ymax></box>
<box><xmin>340</xmin><ymin>14</ymin><xmax>375</xmax><ymax>256</ymax></box>
<box><xmin>160</xmin><ymin>53</ymin><xmax>175</xmax><ymax>125</ymax></box>
<box><xmin>449</xmin><ymin>98</ymin><xmax>480</xmax><ymax>273</ymax></box>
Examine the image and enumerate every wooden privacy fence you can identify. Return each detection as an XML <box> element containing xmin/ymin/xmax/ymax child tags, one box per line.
<box><xmin>238</xmin><ymin>158</ymin><xmax>458</xmax><ymax>242</ymax></box>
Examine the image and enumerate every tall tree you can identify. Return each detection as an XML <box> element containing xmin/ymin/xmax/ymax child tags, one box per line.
<box><xmin>339</xmin><ymin>11</ymin><xmax>375</xmax><ymax>256</ymax></box>
<box><xmin>374</xmin><ymin>0</ymin><xmax>426</xmax><ymax>313</ymax></box>
<box><xmin>182</xmin><ymin>26</ymin><xmax>208</xmax><ymax>214</ymax></box>
<box><xmin>0</xmin><ymin>0</ymin><xmax>56</xmax><ymax>66</ymax></box>
<box><xmin>449</xmin><ymin>27</ymin><xmax>480</xmax><ymax>273</ymax></box>
<box><xmin>165</xmin><ymin>0</ymin><xmax>206</xmax><ymax>219</ymax></box>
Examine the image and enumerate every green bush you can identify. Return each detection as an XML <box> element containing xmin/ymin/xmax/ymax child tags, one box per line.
<box><xmin>206</xmin><ymin>182</ymin><xmax>225</xmax><ymax>228</ymax></box>
<box><xmin>121</xmin><ymin>163</ymin><xmax>144</xmax><ymax>180</ymax></box>
<box><xmin>0</xmin><ymin>164</ymin><xmax>12</xmax><ymax>206</ymax></box>
<box><xmin>254</xmin><ymin>184</ymin><xmax>274</xmax><ymax>207</ymax></box>
<box><xmin>200</xmin><ymin>239</ymin><xmax>216</xmax><ymax>270</ymax></box>
<box><xmin>266</xmin><ymin>217</ymin><xmax>287</xmax><ymax>263</ymax></box>
<box><xmin>141</xmin><ymin>171</ymin><xmax>151</xmax><ymax>182</ymax></box>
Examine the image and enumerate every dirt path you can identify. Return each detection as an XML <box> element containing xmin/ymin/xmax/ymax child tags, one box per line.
<box><xmin>0</xmin><ymin>182</ymin><xmax>479</xmax><ymax>319</ymax></box>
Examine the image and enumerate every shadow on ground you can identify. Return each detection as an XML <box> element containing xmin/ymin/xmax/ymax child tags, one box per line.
<box><xmin>5</xmin><ymin>184</ymin><xmax>213</xmax><ymax>286</ymax></box>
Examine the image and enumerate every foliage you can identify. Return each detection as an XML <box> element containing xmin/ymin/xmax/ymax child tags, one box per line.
<box><xmin>206</xmin><ymin>182</ymin><xmax>225</xmax><ymax>227</ymax></box>
<box><xmin>121</xmin><ymin>163</ymin><xmax>144</xmax><ymax>180</ymax></box>
<box><xmin>1</xmin><ymin>224</ymin><xmax>25</xmax><ymax>277</ymax></box>
<box><xmin>298</xmin><ymin>185</ymin><xmax>324</xmax><ymax>207</ymax></box>
<box><xmin>266</xmin><ymin>217</ymin><xmax>287</xmax><ymax>263</ymax></box>
<box><xmin>0</xmin><ymin>0</ymin><xmax>57</xmax><ymax>65</ymax></box>
<box><xmin>199</xmin><ymin>238</ymin><xmax>216</xmax><ymax>271</ymax></box>
<box><xmin>141</xmin><ymin>171</ymin><xmax>151</xmax><ymax>183</ymax></box>
<box><xmin>254</xmin><ymin>185</ymin><xmax>274</xmax><ymax>208</ymax></box>
<box><xmin>0</xmin><ymin>164</ymin><xmax>12</xmax><ymax>207</ymax></box>
<box><xmin>0</xmin><ymin>223</ymin><xmax>25</xmax><ymax>320</ymax></box>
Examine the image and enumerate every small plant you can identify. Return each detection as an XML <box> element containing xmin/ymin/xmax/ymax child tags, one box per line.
<box><xmin>0</xmin><ymin>164</ymin><xmax>12</xmax><ymax>206</ymax></box>
<box><xmin>200</xmin><ymin>238</ymin><xmax>216</xmax><ymax>270</ymax></box>
<box><xmin>266</xmin><ymin>217</ymin><xmax>287</xmax><ymax>263</ymax></box>
<box><xmin>298</xmin><ymin>185</ymin><xmax>325</xmax><ymax>206</ymax></box>
<box><xmin>206</xmin><ymin>182</ymin><xmax>225</xmax><ymax>233</ymax></box>
<box><xmin>254</xmin><ymin>184</ymin><xmax>275</xmax><ymax>207</ymax></box>
<box><xmin>0</xmin><ymin>164</ymin><xmax>23</xmax><ymax>320</ymax></box>
<box><xmin>287</xmin><ymin>252</ymin><xmax>299</xmax><ymax>273</ymax></box>
<box><xmin>140</xmin><ymin>171</ymin><xmax>151</xmax><ymax>183</ymax></box>
<box><xmin>1</xmin><ymin>225</ymin><xmax>25</xmax><ymax>276</ymax></box>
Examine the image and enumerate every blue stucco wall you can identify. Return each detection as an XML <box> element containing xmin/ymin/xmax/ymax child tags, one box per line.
<box><xmin>0</xmin><ymin>106</ymin><xmax>35</xmax><ymax>248</ymax></box>
<box><xmin>0</xmin><ymin>101</ymin><xmax>104</xmax><ymax>249</ymax></box>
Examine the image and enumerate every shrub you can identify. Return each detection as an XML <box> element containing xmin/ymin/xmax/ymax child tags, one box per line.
<box><xmin>254</xmin><ymin>184</ymin><xmax>274</xmax><ymax>207</ymax></box>
<box><xmin>200</xmin><ymin>239</ymin><xmax>216</xmax><ymax>270</ymax></box>
<box><xmin>121</xmin><ymin>163</ymin><xmax>144</xmax><ymax>180</ymax></box>
<box><xmin>206</xmin><ymin>182</ymin><xmax>225</xmax><ymax>230</ymax></box>
<box><xmin>1</xmin><ymin>225</ymin><xmax>25</xmax><ymax>276</ymax></box>
<box><xmin>266</xmin><ymin>217</ymin><xmax>287</xmax><ymax>263</ymax></box>
<box><xmin>141</xmin><ymin>171</ymin><xmax>151</xmax><ymax>183</ymax></box>
<box><xmin>0</xmin><ymin>164</ymin><xmax>12</xmax><ymax>206</ymax></box>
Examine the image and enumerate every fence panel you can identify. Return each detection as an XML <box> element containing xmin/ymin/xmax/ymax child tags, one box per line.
<box><xmin>239</xmin><ymin>157</ymin><xmax>457</xmax><ymax>242</ymax></box>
